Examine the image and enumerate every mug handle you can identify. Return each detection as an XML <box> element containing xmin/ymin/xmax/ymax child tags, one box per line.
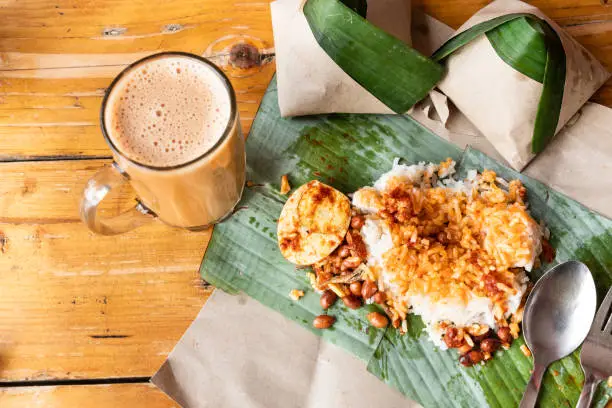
<box><xmin>80</xmin><ymin>162</ymin><xmax>155</xmax><ymax>235</ymax></box>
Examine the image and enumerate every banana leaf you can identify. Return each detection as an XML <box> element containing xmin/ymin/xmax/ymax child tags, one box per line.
<box><xmin>303</xmin><ymin>0</ymin><xmax>444</xmax><ymax>113</ymax></box>
<box><xmin>200</xmin><ymin>77</ymin><xmax>612</xmax><ymax>407</ymax></box>
<box><xmin>432</xmin><ymin>13</ymin><xmax>566</xmax><ymax>155</ymax></box>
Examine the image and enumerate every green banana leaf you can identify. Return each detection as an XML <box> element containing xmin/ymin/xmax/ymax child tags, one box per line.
<box><xmin>201</xmin><ymin>77</ymin><xmax>612</xmax><ymax>407</ymax></box>
<box><xmin>432</xmin><ymin>13</ymin><xmax>566</xmax><ymax>155</ymax></box>
<box><xmin>303</xmin><ymin>0</ymin><xmax>444</xmax><ymax>113</ymax></box>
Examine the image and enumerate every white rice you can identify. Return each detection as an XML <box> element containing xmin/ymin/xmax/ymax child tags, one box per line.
<box><xmin>354</xmin><ymin>158</ymin><xmax>533</xmax><ymax>347</ymax></box>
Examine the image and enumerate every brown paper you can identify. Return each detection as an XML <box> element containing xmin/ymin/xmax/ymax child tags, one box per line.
<box><xmin>524</xmin><ymin>102</ymin><xmax>612</xmax><ymax>219</ymax></box>
<box><xmin>152</xmin><ymin>290</ymin><xmax>416</xmax><ymax>408</ymax></box>
<box><xmin>271</xmin><ymin>0</ymin><xmax>396</xmax><ymax>116</ymax></box>
<box><xmin>271</xmin><ymin>0</ymin><xmax>440</xmax><ymax>117</ymax></box>
<box><xmin>437</xmin><ymin>0</ymin><xmax>610</xmax><ymax>170</ymax></box>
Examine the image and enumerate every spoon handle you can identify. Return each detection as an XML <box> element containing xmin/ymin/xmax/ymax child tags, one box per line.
<box><xmin>519</xmin><ymin>362</ymin><xmax>547</xmax><ymax>408</ymax></box>
<box><xmin>576</xmin><ymin>370</ymin><xmax>600</xmax><ymax>408</ymax></box>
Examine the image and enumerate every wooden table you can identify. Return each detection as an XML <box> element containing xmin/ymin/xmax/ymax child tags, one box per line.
<box><xmin>0</xmin><ymin>0</ymin><xmax>610</xmax><ymax>406</ymax></box>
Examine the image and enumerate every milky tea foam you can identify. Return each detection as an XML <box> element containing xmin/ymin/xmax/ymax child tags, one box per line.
<box><xmin>101</xmin><ymin>53</ymin><xmax>245</xmax><ymax>228</ymax></box>
<box><xmin>105</xmin><ymin>55</ymin><xmax>231</xmax><ymax>167</ymax></box>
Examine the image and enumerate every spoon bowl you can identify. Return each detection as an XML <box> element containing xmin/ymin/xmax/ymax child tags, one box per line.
<box><xmin>519</xmin><ymin>260</ymin><xmax>597</xmax><ymax>408</ymax></box>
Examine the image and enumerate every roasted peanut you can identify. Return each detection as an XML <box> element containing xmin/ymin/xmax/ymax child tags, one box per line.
<box><xmin>349</xmin><ymin>281</ymin><xmax>363</xmax><ymax>296</ymax></box>
<box><xmin>444</xmin><ymin>327</ymin><xmax>464</xmax><ymax>349</ymax></box>
<box><xmin>341</xmin><ymin>256</ymin><xmax>362</xmax><ymax>270</ymax></box>
<box><xmin>320</xmin><ymin>290</ymin><xmax>338</xmax><ymax>310</ymax></box>
<box><xmin>313</xmin><ymin>315</ymin><xmax>335</xmax><ymax>329</ymax></box>
<box><xmin>372</xmin><ymin>291</ymin><xmax>387</xmax><ymax>304</ymax></box>
<box><xmin>342</xmin><ymin>294</ymin><xmax>362</xmax><ymax>309</ymax></box>
<box><xmin>480</xmin><ymin>338</ymin><xmax>501</xmax><ymax>354</ymax></box>
<box><xmin>361</xmin><ymin>280</ymin><xmax>378</xmax><ymax>299</ymax></box>
<box><xmin>367</xmin><ymin>312</ymin><xmax>389</xmax><ymax>328</ymax></box>
<box><xmin>350</xmin><ymin>215</ymin><xmax>365</xmax><ymax>230</ymax></box>
<box><xmin>497</xmin><ymin>327</ymin><xmax>512</xmax><ymax>343</ymax></box>
<box><xmin>467</xmin><ymin>350</ymin><xmax>483</xmax><ymax>364</ymax></box>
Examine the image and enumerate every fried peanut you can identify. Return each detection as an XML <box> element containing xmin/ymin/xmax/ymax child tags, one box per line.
<box><xmin>367</xmin><ymin>312</ymin><xmax>389</xmax><ymax>328</ymax></box>
<box><xmin>372</xmin><ymin>291</ymin><xmax>386</xmax><ymax>304</ymax></box>
<box><xmin>313</xmin><ymin>315</ymin><xmax>335</xmax><ymax>329</ymax></box>
<box><xmin>480</xmin><ymin>338</ymin><xmax>501</xmax><ymax>354</ymax></box>
<box><xmin>342</xmin><ymin>294</ymin><xmax>362</xmax><ymax>309</ymax></box>
<box><xmin>497</xmin><ymin>327</ymin><xmax>512</xmax><ymax>344</ymax></box>
<box><xmin>349</xmin><ymin>281</ymin><xmax>362</xmax><ymax>296</ymax></box>
<box><xmin>361</xmin><ymin>280</ymin><xmax>378</xmax><ymax>299</ymax></box>
<box><xmin>443</xmin><ymin>327</ymin><xmax>464</xmax><ymax>349</ymax></box>
<box><xmin>341</xmin><ymin>256</ymin><xmax>362</xmax><ymax>270</ymax></box>
<box><xmin>320</xmin><ymin>290</ymin><xmax>338</xmax><ymax>310</ymax></box>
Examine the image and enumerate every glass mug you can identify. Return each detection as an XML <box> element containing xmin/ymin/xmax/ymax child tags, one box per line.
<box><xmin>81</xmin><ymin>52</ymin><xmax>245</xmax><ymax>235</ymax></box>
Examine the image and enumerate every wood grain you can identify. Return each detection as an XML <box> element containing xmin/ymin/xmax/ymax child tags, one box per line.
<box><xmin>0</xmin><ymin>0</ymin><xmax>275</xmax><ymax>161</ymax></box>
<box><xmin>0</xmin><ymin>159</ymin><xmax>212</xmax><ymax>381</ymax></box>
<box><xmin>0</xmin><ymin>0</ymin><xmax>611</xmax><ymax>406</ymax></box>
<box><xmin>413</xmin><ymin>0</ymin><xmax>612</xmax><ymax>29</ymax></box>
<box><xmin>0</xmin><ymin>384</ymin><xmax>176</xmax><ymax>407</ymax></box>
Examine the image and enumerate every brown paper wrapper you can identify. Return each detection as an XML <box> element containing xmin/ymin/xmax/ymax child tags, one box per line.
<box><xmin>152</xmin><ymin>290</ymin><xmax>416</xmax><ymax>408</ymax></box>
<box><xmin>271</xmin><ymin>0</ymin><xmax>427</xmax><ymax>117</ymax></box>
<box><xmin>437</xmin><ymin>0</ymin><xmax>610</xmax><ymax>170</ymax></box>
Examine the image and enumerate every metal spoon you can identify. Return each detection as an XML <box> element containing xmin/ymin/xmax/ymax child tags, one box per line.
<box><xmin>519</xmin><ymin>261</ymin><xmax>597</xmax><ymax>408</ymax></box>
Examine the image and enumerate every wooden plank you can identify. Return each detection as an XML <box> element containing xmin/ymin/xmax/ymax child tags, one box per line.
<box><xmin>0</xmin><ymin>65</ymin><xmax>274</xmax><ymax>158</ymax></box>
<box><xmin>0</xmin><ymin>384</ymin><xmax>177</xmax><ymax>408</ymax></box>
<box><xmin>413</xmin><ymin>0</ymin><xmax>612</xmax><ymax>29</ymax></box>
<box><xmin>0</xmin><ymin>0</ymin><xmax>272</xmax><ymax>46</ymax></box>
<box><xmin>0</xmin><ymin>65</ymin><xmax>274</xmax><ymax>159</ymax></box>
<box><xmin>0</xmin><ymin>159</ymin><xmax>212</xmax><ymax>381</ymax></box>
<box><xmin>0</xmin><ymin>0</ymin><xmax>275</xmax><ymax>160</ymax></box>
<box><xmin>564</xmin><ymin>20</ymin><xmax>612</xmax><ymax>107</ymax></box>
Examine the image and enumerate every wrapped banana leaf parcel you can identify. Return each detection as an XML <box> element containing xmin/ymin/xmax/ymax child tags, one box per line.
<box><xmin>432</xmin><ymin>0</ymin><xmax>610</xmax><ymax>170</ymax></box>
<box><xmin>271</xmin><ymin>0</ymin><xmax>445</xmax><ymax>116</ymax></box>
